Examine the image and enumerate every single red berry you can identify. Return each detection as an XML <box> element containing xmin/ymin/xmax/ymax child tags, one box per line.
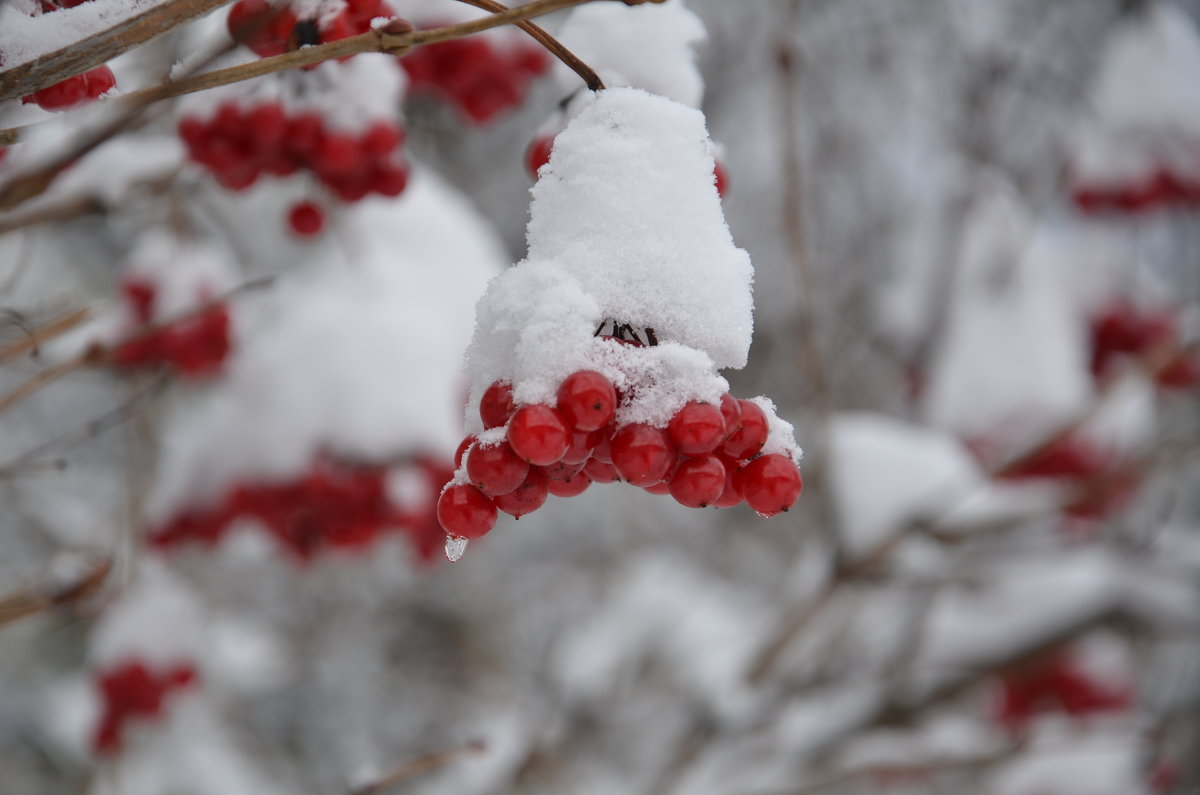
<box><xmin>466</xmin><ymin>441</ymin><xmax>529</xmax><ymax>496</ymax></box>
<box><xmin>494</xmin><ymin>468</ymin><xmax>548</xmax><ymax>517</ymax></box>
<box><xmin>83</xmin><ymin>65</ymin><xmax>116</xmax><ymax>98</ymax></box>
<box><xmin>249</xmin><ymin>102</ymin><xmax>287</xmax><ymax>146</ymax></box>
<box><xmin>287</xmin><ymin>200</ymin><xmax>325</xmax><ymax>237</ymax></box>
<box><xmin>25</xmin><ymin>73</ymin><xmax>88</xmax><ymax>110</ymax></box>
<box><xmin>525</xmin><ymin>135</ymin><xmax>554</xmax><ymax>179</ymax></box>
<box><xmin>542</xmin><ymin>459</ymin><xmax>586</xmax><ymax>482</ymax></box>
<box><xmin>583</xmin><ymin>459</ymin><xmax>619</xmax><ymax>483</ymax></box>
<box><xmin>562</xmin><ymin>428</ymin><xmax>602</xmax><ymax>465</ymax></box>
<box><xmin>557</xmin><ymin>370</ymin><xmax>617</xmax><ymax>431</ymax></box>
<box><xmin>507</xmin><ymin>404</ymin><xmax>571</xmax><ymax>466</ymax></box>
<box><xmin>740</xmin><ymin>454</ymin><xmax>802</xmax><ymax>517</ymax></box>
<box><xmin>713</xmin><ymin>160</ymin><xmax>728</xmax><ymax>198</ymax></box>
<box><xmin>719</xmin><ymin>394</ymin><xmax>741</xmax><ymax>441</ymax></box>
<box><xmin>480</xmin><ymin>380</ymin><xmax>515</xmax><ymax>429</ymax></box>
<box><xmin>712</xmin><ymin>456</ymin><xmax>744</xmax><ymax>508</ymax></box>
<box><xmin>227</xmin><ymin>0</ymin><xmax>297</xmax><ymax>57</ymax></box>
<box><xmin>361</xmin><ymin>121</ymin><xmax>401</xmax><ymax>156</ymax></box>
<box><xmin>547</xmin><ymin>470</ymin><xmax>591</xmax><ymax>498</ymax></box>
<box><xmin>121</xmin><ymin>279</ymin><xmax>157</xmax><ymax>324</ymax></box>
<box><xmin>668</xmin><ymin>401</ymin><xmax>726</xmax><ymax>455</ymax></box>
<box><xmin>316</xmin><ymin>133</ymin><xmax>364</xmax><ymax>176</ymax></box>
<box><xmin>722</xmin><ymin>400</ymin><xmax>769</xmax><ymax>459</ymax></box>
<box><xmin>454</xmin><ymin>436</ymin><xmax>475</xmax><ymax>468</ymax></box>
<box><xmin>611</xmin><ymin>424</ymin><xmax>676</xmax><ymax>486</ymax></box>
<box><xmin>668</xmin><ymin>455</ymin><xmax>726</xmax><ymax>508</ymax></box>
<box><xmin>591</xmin><ymin>425</ymin><xmax>615</xmax><ymax>463</ymax></box>
<box><xmin>437</xmin><ymin>484</ymin><xmax>497</xmax><ymax>538</ymax></box>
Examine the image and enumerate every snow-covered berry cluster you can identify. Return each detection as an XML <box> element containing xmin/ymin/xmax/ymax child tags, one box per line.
<box><xmin>109</xmin><ymin>278</ymin><xmax>232</xmax><ymax>379</ymax></box>
<box><xmin>1088</xmin><ymin>300</ymin><xmax>1199</xmax><ymax>389</ymax></box>
<box><xmin>440</xmin><ymin>368</ymin><xmax>802</xmax><ymax>539</ymax></box>
<box><xmin>994</xmin><ymin>650</ymin><xmax>1131</xmax><ymax>732</ymax></box>
<box><xmin>151</xmin><ymin>456</ymin><xmax>451</xmax><ymax>562</ymax></box>
<box><xmin>93</xmin><ymin>660</ymin><xmax>198</xmax><ymax>755</ymax></box>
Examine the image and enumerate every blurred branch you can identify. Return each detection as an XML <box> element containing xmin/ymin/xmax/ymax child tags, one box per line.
<box><xmin>349</xmin><ymin>740</ymin><xmax>487</xmax><ymax>795</ymax></box>
<box><xmin>0</xmin><ymin>558</ymin><xmax>111</xmax><ymax>629</ymax></box>
<box><xmin>0</xmin><ymin>306</ymin><xmax>90</xmax><ymax>363</ymax></box>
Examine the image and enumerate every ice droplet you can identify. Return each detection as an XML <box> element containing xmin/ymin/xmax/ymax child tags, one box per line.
<box><xmin>445</xmin><ymin>536</ymin><xmax>469</xmax><ymax>562</ymax></box>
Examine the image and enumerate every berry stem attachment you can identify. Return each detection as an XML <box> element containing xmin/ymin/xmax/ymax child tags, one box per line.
<box><xmin>450</xmin><ymin>0</ymin><xmax>605</xmax><ymax>91</ymax></box>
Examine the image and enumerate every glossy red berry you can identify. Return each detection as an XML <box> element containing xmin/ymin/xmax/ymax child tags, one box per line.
<box><xmin>494</xmin><ymin>468</ymin><xmax>549</xmax><ymax>517</ymax></box>
<box><xmin>466</xmin><ymin>441</ymin><xmax>529</xmax><ymax>496</ymax></box>
<box><xmin>227</xmin><ymin>0</ymin><xmax>298</xmax><ymax>57</ymax></box>
<box><xmin>454</xmin><ymin>436</ymin><xmax>475</xmax><ymax>468</ymax></box>
<box><xmin>719</xmin><ymin>394</ymin><xmax>741</xmax><ymax>441</ymax></box>
<box><xmin>507</xmin><ymin>405</ymin><xmax>571</xmax><ymax>466</ymax></box>
<box><xmin>562</xmin><ymin>428</ymin><xmax>601</xmax><ymax>465</ymax></box>
<box><xmin>712</xmin><ymin>456</ymin><xmax>744</xmax><ymax>508</ymax></box>
<box><xmin>740</xmin><ymin>454</ymin><xmax>802</xmax><ymax>517</ymax></box>
<box><xmin>583</xmin><ymin>459</ymin><xmax>620</xmax><ymax>483</ymax></box>
<box><xmin>668</xmin><ymin>401</ymin><xmax>726</xmax><ymax>455</ymax></box>
<box><xmin>542</xmin><ymin>459</ymin><xmax>586</xmax><ymax>482</ymax></box>
<box><xmin>713</xmin><ymin>160</ymin><xmax>728</xmax><ymax>198</ymax></box>
<box><xmin>480</xmin><ymin>381</ymin><xmax>515</xmax><ymax>429</ymax></box>
<box><xmin>547</xmin><ymin>470</ymin><xmax>591</xmax><ymax>498</ymax></box>
<box><xmin>557</xmin><ymin>370</ymin><xmax>617</xmax><ymax>431</ymax></box>
<box><xmin>437</xmin><ymin>484</ymin><xmax>497</xmax><ymax>538</ymax></box>
<box><xmin>644</xmin><ymin>481</ymin><xmax>671</xmax><ymax>495</ymax></box>
<box><xmin>668</xmin><ymin>455</ymin><xmax>726</xmax><ymax>508</ymax></box>
<box><xmin>526</xmin><ymin>135</ymin><xmax>554</xmax><ymax>178</ymax></box>
<box><xmin>610</xmin><ymin>424</ymin><xmax>676</xmax><ymax>486</ymax></box>
<box><xmin>288</xmin><ymin>200</ymin><xmax>325</xmax><ymax>237</ymax></box>
<box><xmin>722</xmin><ymin>400</ymin><xmax>769</xmax><ymax>460</ymax></box>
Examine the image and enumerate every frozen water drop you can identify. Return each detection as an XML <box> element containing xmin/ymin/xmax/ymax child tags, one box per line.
<box><xmin>445</xmin><ymin>536</ymin><xmax>469</xmax><ymax>562</ymax></box>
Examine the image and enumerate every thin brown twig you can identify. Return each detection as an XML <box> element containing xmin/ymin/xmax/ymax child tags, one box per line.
<box><xmin>349</xmin><ymin>740</ymin><xmax>487</xmax><ymax>795</ymax></box>
<box><xmin>0</xmin><ymin>307</ymin><xmax>91</xmax><ymax>364</ymax></box>
<box><xmin>451</xmin><ymin>0</ymin><xmax>605</xmax><ymax>91</ymax></box>
<box><xmin>0</xmin><ymin>558</ymin><xmax>112</xmax><ymax>629</ymax></box>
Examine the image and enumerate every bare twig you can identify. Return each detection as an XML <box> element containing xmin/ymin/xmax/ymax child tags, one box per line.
<box><xmin>349</xmin><ymin>741</ymin><xmax>487</xmax><ymax>795</ymax></box>
<box><xmin>0</xmin><ymin>558</ymin><xmax>111</xmax><ymax>629</ymax></box>
<box><xmin>0</xmin><ymin>307</ymin><xmax>91</xmax><ymax>364</ymax></box>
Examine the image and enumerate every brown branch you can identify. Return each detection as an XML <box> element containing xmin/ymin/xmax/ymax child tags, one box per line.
<box><xmin>0</xmin><ymin>306</ymin><xmax>91</xmax><ymax>364</ymax></box>
<box><xmin>0</xmin><ymin>0</ymin><xmax>238</xmax><ymax>104</ymax></box>
<box><xmin>450</xmin><ymin>0</ymin><xmax>604</xmax><ymax>91</ymax></box>
<box><xmin>349</xmin><ymin>741</ymin><xmax>487</xmax><ymax>795</ymax></box>
<box><xmin>0</xmin><ymin>558</ymin><xmax>111</xmax><ymax>629</ymax></box>
<box><xmin>0</xmin><ymin>352</ymin><xmax>98</xmax><ymax>414</ymax></box>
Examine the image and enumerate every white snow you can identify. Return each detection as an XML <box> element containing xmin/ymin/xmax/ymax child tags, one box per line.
<box><xmin>89</xmin><ymin>560</ymin><xmax>206</xmax><ymax>667</ymax></box>
<box><xmin>464</xmin><ymin>88</ymin><xmax>760</xmax><ymax>436</ymax></box>
<box><xmin>0</xmin><ymin>0</ymin><xmax>169</xmax><ymax>70</ymax></box>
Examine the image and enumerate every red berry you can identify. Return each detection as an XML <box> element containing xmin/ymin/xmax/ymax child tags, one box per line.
<box><xmin>583</xmin><ymin>459</ymin><xmax>619</xmax><ymax>483</ymax></box>
<box><xmin>547</xmin><ymin>470</ymin><xmax>590</xmax><ymax>498</ymax></box>
<box><xmin>542</xmin><ymin>459</ymin><xmax>586</xmax><ymax>482</ymax></box>
<box><xmin>494</xmin><ymin>468</ymin><xmax>548</xmax><ymax>517</ymax></box>
<box><xmin>562</xmin><ymin>428</ymin><xmax>601</xmax><ymax>465</ymax></box>
<box><xmin>454</xmin><ymin>436</ymin><xmax>475</xmax><ymax>468</ymax></box>
<box><xmin>591</xmin><ymin>426</ymin><xmax>615</xmax><ymax>463</ymax></box>
<box><xmin>719</xmin><ymin>394</ymin><xmax>741</xmax><ymax>441</ymax></box>
<box><xmin>84</xmin><ymin>65</ymin><xmax>116</xmax><ymax>98</ymax></box>
<box><xmin>506</xmin><ymin>405</ymin><xmax>571</xmax><ymax>466</ymax></box>
<box><xmin>437</xmin><ymin>484</ymin><xmax>497</xmax><ymax>539</ymax></box>
<box><xmin>714</xmin><ymin>160</ymin><xmax>728</xmax><ymax>198</ymax></box>
<box><xmin>287</xmin><ymin>200</ymin><xmax>325</xmax><ymax>237</ymax></box>
<box><xmin>740</xmin><ymin>454</ymin><xmax>802</xmax><ymax>517</ymax></box>
<box><xmin>316</xmin><ymin>133</ymin><xmax>363</xmax><ymax>176</ymax></box>
<box><xmin>712</xmin><ymin>457</ymin><xmax>743</xmax><ymax>508</ymax></box>
<box><xmin>361</xmin><ymin>122</ymin><xmax>400</xmax><ymax>156</ymax></box>
<box><xmin>227</xmin><ymin>0</ymin><xmax>297</xmax><ymax>57</ymax></box>
<box><xmin>610</xmin><ymin>424</ymin><xmax>676</xmax><ymax>486</ymax></box>
<box><xmin>668</xmin><ymin>401</ymin><xmax>726</xmax><ymax>455</ymax></box>
<box><xmin>480</xmin><ymin>380</ymin><xmax>515</xmax><ymax>429</ymax></box>
<box><xmin>249</xmin><ymin>103</ymin><xmax>287</xmax><ymax>146</ymax></box>
<box><xmin>526</xmin><ymin>135</ymin><xmax>554</xmax><ymax>178</ymax></box>
<box><xmin>669</xmin><ymin>455</ymin><xmax>726</xmax><ymax>508</ymax></box>
<box><xmin>557</xmin><ymin>370</ymin><xmax>617</xmax><ymax>431</ymax></box>
<box><xmin>466</xmin><ymin>441</ymin><xmax>529</xmax><ymax>496</ymax></box>
<box><xmin>722</xmin><ymin>400</ymin><xmax>769</xmax><ymax>459</ymax></box>
<box><xmin>644</xmin><ymin>481</ymin><xmax>671</xmax><ymax>495</ymax></box>
<box><xmin>25</xmin><ymin>73</ymin><xmax>88</xmax><ymax>110</ymax></box>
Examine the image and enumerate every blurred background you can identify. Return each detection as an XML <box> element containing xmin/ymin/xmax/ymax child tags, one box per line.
<box><xmin>1</xmin><ymin>0</ymin><xmax>1199</xmax><ymax>793</ymax></box>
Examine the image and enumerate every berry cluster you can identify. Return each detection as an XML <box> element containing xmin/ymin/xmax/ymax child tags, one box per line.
<box><xmin>226</xmin><ymin>0</ymin><xmax>392</xmax><ymax>57</ymax></box>
<box><xmin>179</xmin><ymin>102</ymin><xmax>409</xmax><ymax>203</ymax></box>
<box><xmin>92</xmin><ymin>660</ymin><xmax>197</xmax><ymax>755</ymax></box>
<box><xmin>525</xmin><ymin>133</ymin><xmax>729</xmax><ymax>198</ymax></box>
<box><xmin>402</xmin><ymin>33</ymin><xmax>550</xmax><ymax>125</ymax></box>
<box><xmin>1089</xmin><ymin>300</ymin><xmax>1199</xmax><ymax>389</ymax></box>
<box><xmin>1072</xmin><ymin>168</ymin><xmax>1200</xmax><ymax>215</ymax></box>
<box><xmin>994</xmin><ymin>435</ymin><xmax>1137</xmax><ymax>521</ymax></box>
<box><xmin>994</xmin><ymin>652</ymin><xmax>1131</xmax><ymax>731</ymax></box>
<box><xmin>151</xmin><ymin>456</ymin><xmax>452</xmax><ymax>562</ymax></box>
<box><xmin>110</xmin><ymin>280</ymin><xmax>232</xmax><ymax>379</ymax></box>
<box><xmin>22</xmin><ymin>65</ymin><xmax>116</xmax><ymax>111</ymax></box>
<box><xmin>438</xmin><ymin>370</ymin><xmax>802</xmax><ymax>541</ymax></box>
